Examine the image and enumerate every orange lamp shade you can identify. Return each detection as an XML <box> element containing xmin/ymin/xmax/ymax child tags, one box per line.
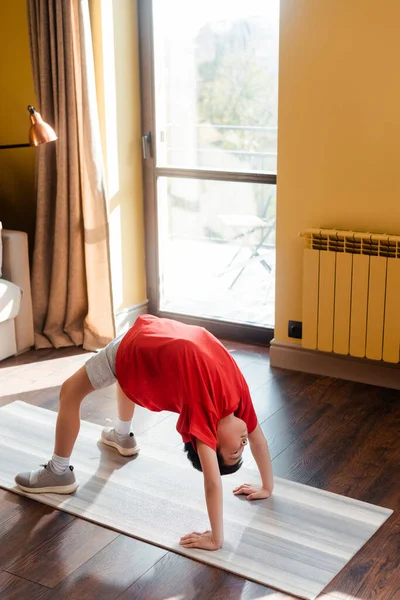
<box><xmin>27</xmin><ymin>105</ymin><xmax>57</xmax><ymax>146</ymax></box>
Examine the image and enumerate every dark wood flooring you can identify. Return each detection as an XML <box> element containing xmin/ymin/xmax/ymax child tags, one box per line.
<box><xmin>0</xmin><ymin>342</ymin><xmax>399</xmax><ymax>600</ymax></box>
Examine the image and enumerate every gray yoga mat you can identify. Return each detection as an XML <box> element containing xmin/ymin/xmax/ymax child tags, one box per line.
<box><xmin>0</xmin><ymin>402</ymin><xmax>393</xmax><ymax>600</ymax></box>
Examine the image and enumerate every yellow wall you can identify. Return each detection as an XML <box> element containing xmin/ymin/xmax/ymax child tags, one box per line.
<box><xmin>275</xmin><ymin>0</ymin><xmax>400</xmax><ymax>343</ymax></box>
<box><xmin>89</xmin><ymin>0</ymin><xmax>147</xmax><ymax>312</ymax></box>
<box><xmin>0</xmin><ymin>0</ymin><xmax>36</xmax><ymax>256</ymax></box>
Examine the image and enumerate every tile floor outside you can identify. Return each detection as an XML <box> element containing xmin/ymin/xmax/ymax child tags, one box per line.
<box><xmin>160</xmin><ymin>238</ymin><xmax>276</xmax><ymax>327</ymax></box>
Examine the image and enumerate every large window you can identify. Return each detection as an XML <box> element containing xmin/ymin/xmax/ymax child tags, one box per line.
<box><xmin>139</xmin><ymin>0</ymin><xmax>279</xmax><ymax>342</ymax></box>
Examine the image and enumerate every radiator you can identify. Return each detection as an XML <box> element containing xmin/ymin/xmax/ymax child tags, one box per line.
<box><xmin>300</xmin><ymin>229</ymin><xmax>400</xmax><ymax>363</ymax></box>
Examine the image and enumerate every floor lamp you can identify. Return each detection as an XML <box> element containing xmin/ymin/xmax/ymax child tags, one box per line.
<box><xmin>0</xmin><ymin>106</ymin><xmax>57</xmax><ymax>150</ymax></box>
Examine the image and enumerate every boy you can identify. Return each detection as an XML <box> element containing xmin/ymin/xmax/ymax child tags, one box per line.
<box><xmin>15</xmin><ymin>315</ymin><xmax>273</xmax><ymax>551</ymax></box>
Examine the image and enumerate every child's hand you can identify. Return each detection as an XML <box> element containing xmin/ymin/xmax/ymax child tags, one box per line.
<box><xmin>179</xmin><ymin>530</ymin><xmax>222</xmax><ymax>551</ymax></box>
<box><xmin>233</xmin><ymin>483</ymin><xmax>271</xmax><ymax>500</ymax></box>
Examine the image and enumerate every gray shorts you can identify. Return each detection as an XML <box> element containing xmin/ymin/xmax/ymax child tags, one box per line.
<box><xmin>85</xmin><ymin>333</ymin><xmax>125</xmax><ymax>389</ymax></box>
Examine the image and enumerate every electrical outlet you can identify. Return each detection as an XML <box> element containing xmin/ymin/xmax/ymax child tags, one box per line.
<box><xmin>288</xmin><ymin>320</ymin><xmax>302</xmax><ymax>339</ymax></box>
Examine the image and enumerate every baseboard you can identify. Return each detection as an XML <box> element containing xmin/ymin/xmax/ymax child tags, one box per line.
<box><xmin>270</xmin><ymin>340</ymin><xmax>400</xmax><ymax>391</ymax></box>
<box><xmin>115</xmin><ymin>301</ymin><xmax>149</xmax><ymax>336</ymax></box>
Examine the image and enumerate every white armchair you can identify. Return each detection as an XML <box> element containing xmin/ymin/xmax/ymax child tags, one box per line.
<box><xmin>0</xmin><ymin>226</ymin><xmax>34</xmax><ymax>360</ymax></box>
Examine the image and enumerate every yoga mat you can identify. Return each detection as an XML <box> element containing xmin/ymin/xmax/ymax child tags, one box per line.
<box><xmin>0</xmin><ymin>402</ymin><xmax>393</xmax><ymax>600</ymax></box>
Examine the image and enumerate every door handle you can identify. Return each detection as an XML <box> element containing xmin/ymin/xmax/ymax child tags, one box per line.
<box><xmin>142</xmin><ymin>132</ymin><xmax>152</xmax><ymax>159</ymax></box>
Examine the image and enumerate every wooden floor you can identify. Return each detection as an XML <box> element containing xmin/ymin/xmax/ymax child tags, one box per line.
<box><xmin>0</xmin><ymin>343</ymin><xmax>399</xmax><ymax>600</ymax></box>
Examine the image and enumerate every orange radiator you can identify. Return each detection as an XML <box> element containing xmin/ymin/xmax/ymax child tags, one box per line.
<box><xmin>300</xmin><ymin>229</ymin><xmax>400</xmax><ymax>363</ymax></box>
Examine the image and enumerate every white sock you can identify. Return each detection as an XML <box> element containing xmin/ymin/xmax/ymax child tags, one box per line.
<box><xmin>50</xmin><ymin>454</ymin><xmax>70</xmax><ymax>475</ymax></box>
<box><xmin>29</xmin><ymin>454</ymin><xmax>70</xmax><ymax>484</ymax></box>
<box><xmin>115</xmin><ymin>417</ymin><xmax>132</xmax><ymax>437</ymax></box>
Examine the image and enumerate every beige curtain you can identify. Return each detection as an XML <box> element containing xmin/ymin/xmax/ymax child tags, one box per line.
<box><xmin>27</xmin><ymin>0</ymin><xmax>115</xmax><ymax>350</ymax></box>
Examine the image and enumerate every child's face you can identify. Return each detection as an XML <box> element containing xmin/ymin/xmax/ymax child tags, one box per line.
<box><xmin>217</xmin><ymin>416</ymin><xmax>248</xmax><ymax>466</ymax></box>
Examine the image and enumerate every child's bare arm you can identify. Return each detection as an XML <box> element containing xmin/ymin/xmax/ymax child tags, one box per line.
<box><xmin>233</xmin><ymin>423</ymin><xmax>274</xmax><ymax>500</ymax></box>
<box><xmin>249</xmin><ymin>423</ymin><xmax>274</xmax><ymax>492</ymax></box>
<box><xmin>179</xmin><ymin>440</ymin><xmax>223</xmax><ymax>551</ymax></box>
<box><xmin>198</xmin><ymin>441</ymin><xmax>224</xmax><ymax>544</ymax></box>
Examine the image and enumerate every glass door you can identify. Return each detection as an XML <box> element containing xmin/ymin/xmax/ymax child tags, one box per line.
<box><xmin>138</xmin><ymin>0</ymin><xmax>279</xmax><ymax>343</ymax></box>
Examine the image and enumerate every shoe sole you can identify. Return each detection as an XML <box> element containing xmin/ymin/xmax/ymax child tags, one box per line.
<box><xmin>101</xmin><ymin>437</ymin><xmax>140</xmax><ymax>457</ymax></box>
<box><xmin>15</xmin><ymin>481</ymin><xmax>79</xmax><ymax>494</ymax></box>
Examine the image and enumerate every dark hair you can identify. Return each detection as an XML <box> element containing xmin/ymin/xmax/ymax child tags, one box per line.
<box><xmin>183</xmin><ymin>442</ymin><xmax>243</xmax><ymax>475</ymax></box>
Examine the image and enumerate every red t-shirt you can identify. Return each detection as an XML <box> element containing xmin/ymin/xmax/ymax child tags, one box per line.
<box><xmin>115</xmin><ymin>315</ymin><xmax>257</xmax><ymax>450</ymax></box>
